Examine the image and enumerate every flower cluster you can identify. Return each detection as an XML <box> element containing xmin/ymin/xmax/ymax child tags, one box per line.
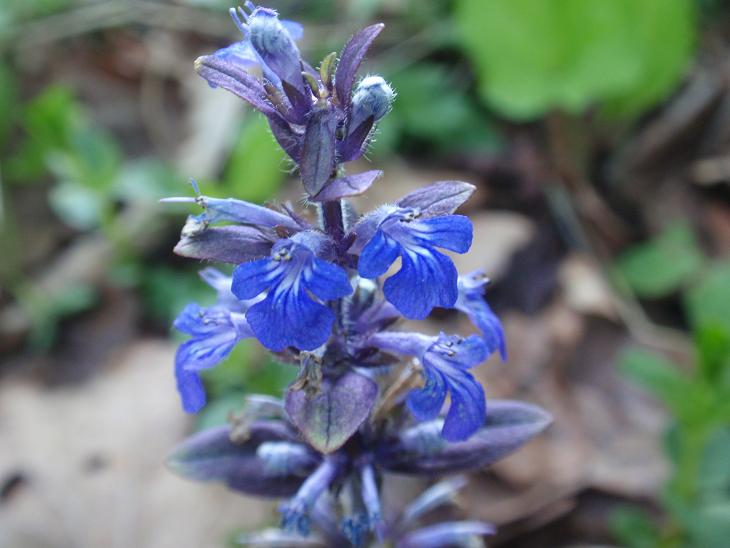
<box><xmin>165</xmin><ymin>4</ymin><xmax>551</xmax><ymax>546</ymax></box>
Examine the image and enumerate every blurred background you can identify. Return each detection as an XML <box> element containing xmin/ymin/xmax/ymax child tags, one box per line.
<box><xmin>1</xmin><ymin>0</ymin><xmax>730</xmax><ymax>546</ymax></box>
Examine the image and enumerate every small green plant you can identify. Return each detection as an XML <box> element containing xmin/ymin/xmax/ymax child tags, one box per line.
<box><xmin>616</xmin><ymin>222</ymin><xmax>705</xmax><ymax>299</ymax></box>
<box><xmin>614</xmin><ymin>259</ymin><xmax>730</xmax><ymax>548</ymax></box>
<box><xmin>1</xmin><ymin>82</ymin><xmax>287</xmax><ymax>347</ymax></box>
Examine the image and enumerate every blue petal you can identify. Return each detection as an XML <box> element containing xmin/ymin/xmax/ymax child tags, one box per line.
<box><xmin>456</xmin><ymin>279</ymin><xmax>507</xmax><ymax>361</ymax></box>
<box><xmin>281</xmin><ymin>20</ymin><xmax>304</xmax><ymax>41</ymax></box>
<box><xmin>232</xmin><ymin>258</ymin><xmax>281</xmax><ymax>299</ymax></box>
<box><xmin>175</xmin><ymin>354</ymin><xmax>206</xmax><ymax>413</ymax></box>
<box><xmin>358</xmin><ymin>230</ymin><xmax>400</xmax><ymax>278</ymax></box>
<box><xmin>212</xmin><ymin>40</ymin><xmax>260</xmax><ymax>68</ymax></box>
<box><xmin>246</xmin><ymin>286</ymin><xmax>335</xmax><ymax>351</ymax></box>
<box><xmin>383</xmin><ymin>249</ymin><xmax>458</xmax><ymax>319</ymax></box>
<box><xmin>304</xmin><ymin>258</ymin><xmax>353</xmax><ymax>301</ymax></box>
<box><xmin>441</xmin><ymin>371</ymin><xmax>486</xmax><ymax>442</ymax></box>
<box><xmin>471</xmin><ymin>300</ymin><xmax>506</xmax><ymax>360</ymax></box>
<box><xmin>175</xmin><ymin>329</ymin><xmax>238</xmax><ymax>372</ymax></box>
<box><xmin>407</xmin><ymin>366</ymin><xmax>447</xmax><ymax>421</ymax></box>
<box><xmin>411</xmin><ymin>215</ymin><xmax>473</xmax><ymax>253</ymax></box>
<box><xmin>173</xmin><ymin>303</ymin><xmax>208</xmax><ymax>336</ymax></box>
<box><xmin>449</xmin><ymin>335</ymin><xmax>489</xmax><ymax>369</ymax></box>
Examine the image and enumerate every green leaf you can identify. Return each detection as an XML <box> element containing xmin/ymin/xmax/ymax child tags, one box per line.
<box><xmin>8</xmin><ymin>85</ymin><xmax>121</xmax><ymax>190</ymax></box>
<box><xmin>7</xmin><ymin>86</ymin><xmax>78</xmax><ymax>182</ymax></box>
<box><xmin>23</xmin><ymin>86</ymin><xmax>78</xmax><ymax>150</ymax></box>
<box><xmin>609</xmin><ymin>506</ymin><xmax>660</xmax><ymax>548</ymax></box>
<box><xmin>619</xmin><ymin>347</ymin><xmax>687</xmax><ymax>414</ymax></box>
<box><xmin>195</xmin><ymin>392</ymin><xmax>246</xmax><ymax>431</ymax></box>
<box><xmin>617</xmin><ymin>222</ymin><xmax>704</xmax><ymax>298</ymax></box>
<box><xmin>219</xmin><ymin>115</ymin><xmax>286</xmax><ymax>203</ymax></box>
<box><xmin>386</xmin><ymin>63</ymin><xmax>501</xmax><ymax>152</ymax></box>
<box><xmin>694</xmin><ymin>324</ymin><xmax>730</xmax><ymax>385</ymax></box>
<box><xmin>140</xmin><ymin>266</ymin><xmax>215</xmax><ymax>324</ymax></box>
<box><xmin>455</xmin><ymin>0</ymin><xmax>695</xmax><ymax>120</ymax></box>
<box><xmin>200</xmin><ymin>342</ymin><xmax>252</xmax><ymax>399</ymax></box>
<box><xmin>686</xmin><ymin>260</ymin><xmax>730</xmax><ymax>334</ymax></box>
<box><xmin>114</xmin><ymin>158</ymin><xmax>181</xmax><ymax>203</ymax></box>
<box><xmin>244</xmin><ymin>358</ymin><xmax>298</xmax><ymax>396</ymax></box>
<box><xmin>684</xmin><ymin>503</ymin><xmax>730</xmax><ymax>548</ymax></box>
<box><xmin>699</xmin><ymin>427</ymin><xmax>730</xmax><ymax>498</ymax></box>
<box><xmin>21</xmin><ymin>282</ymin><xmax>98</xmax><ymax>349</ymax></box>
<box><xmin>47</xmin><ymin>181</ymin><xmax>104</xmax><ymax>230</ymax></box>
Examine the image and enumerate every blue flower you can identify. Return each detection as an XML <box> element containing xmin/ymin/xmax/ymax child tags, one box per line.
<box><xmin>219</xmin><ymin>4</ymin><xmax>304</xmax><ymax>90</ymax></box>
<box><xmin>174</xmin><ymin>302</ymin><xmax>252</xmax><ymax>413</ymax></box>
<box><xmin>280</xmin><ymin>455</ymin><xmax>345</xmax><ymax>536</ymax></box>
<box><xmin>232</xmin><ymin>235</ymin><xmax>353</xmax><ymax>351</ymax></box>
<box><xmin>455</xmin><ymin>271</ymin><xmax>507</xmax><ymax>361</ymax></box>
<box><xmin>369</xmin><ymin>331</ymin><xmax>488</xmax><ymax>442</ymax></box>
<box><xmin>357</xmin><ymin>207</ymin><xmax>472</xmax><ymax>319</ymax></box>
<box><xmin>410</xmin><ymin>334</ymin><xmax>488</xmax><ymax>442</ymax></box>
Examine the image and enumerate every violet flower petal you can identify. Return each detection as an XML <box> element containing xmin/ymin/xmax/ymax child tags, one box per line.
<box><xmin>396</xmin><ymin>181</ymin><xmax>476</xmax><ymax>217</ymax></box>
<box><xmin>311</xmin><ymin>170</ymin><xmax>382</xmax><ymax>202</ymax></box>
<box><xmin>195</xmin><ymin>54</ymin><xmax>280</xmax><ymax>119</ymax></box>
<box><xmin>335</xmin><ymin>23</ymin><xmax>384</xmax><ymax>108</ymax></box>
<box><xmin>300</xmin><ymin>104</ymin><xmax>338</xmax><ymax>196</ymax></box>
<box><xmin>377</xmin><ymin>400</ymin><xmax>552</xmax><ymax>474</ymax></box>
<box><xmin>397</xmin><ymin>521</ymin><xmax>495</xmax><ymax>548</ymax></box>
<box><xmin>173</xmin><ymin>225</ymin><xmax>274</xmax><ymax>264</ymax></box>
<box><xmin>166</xmin><ymin>423</ymin><xmax>319</xmax><ymax>497</ymax></box>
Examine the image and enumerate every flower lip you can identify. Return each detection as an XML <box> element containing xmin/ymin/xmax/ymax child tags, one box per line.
<box><xmin>356</xmin><ymin>206</ymin><xmax>473</xmax><ymax>319</ymax></box>
<box><xmin>232</xmin><ymin>236</ymin><xmax>353</xmax><ymax>351</ymax></box>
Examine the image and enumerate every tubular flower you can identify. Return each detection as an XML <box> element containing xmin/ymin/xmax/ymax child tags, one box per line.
<box><xmin>370</xmin><ymin>332</ymin><xmax>488</xmax><ymax>442</ymax></box>
<box><xmin>356</xmin><ymin>206</ymin><xmax>472</xmax><ymax>319</ymax></box>
<box><xmin>173</xmin><ymin>270</ymin><xmax>253</xmax><ymax>413</ymax></box>
<box><xmin>455</xmin><ymin>270</ymin><xmax>507</xmax><ymax>360</ymax></box>
<box><xmin>232</xmin><ymin>234</ymin><xmax>353</xmax><ymax>351</ymax></box>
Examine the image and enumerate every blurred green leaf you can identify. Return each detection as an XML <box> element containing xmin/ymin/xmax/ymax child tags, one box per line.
<box><xmin>245</xmin><ymin>357</ymin><xmax>298</xmax><ymax>396</ymax></box>
<box><xmin>694</xmin><ymin>324</ymin><xmax>730</xmax><ymax>386</ymax></box>
<box><xmin>201</xmin><ymin>341</ymin><xmax>253</xmax><ymax>399</ymax></box>
<box><xmin>220</xmin><ymin>115</ymin><xmax>286</xmax><ymax>203</ymax></box>
<box><xmin>114</xmin><ymin>158</ymin><xmax>181</xmax><ymax>203</ymax></box>
<box><xmin>684</xmin><ymin>503</ymin><xmax>730</xmax><ymax>548</ymax></box>
<box><xmin>8</xmin><ymin>85</ymin><xmax>121</xmax><ymax>193</ymax></box>
<box><xmin>7</xmin><ymin>86</ymin><xmax>77</xmax><ymax>182</ymax></box>
<box><xmin>201</xmin><ymin>347</ymin><xmax>296</xmax><ymax>404</ymax></box>
<box><xmin>455</xmin><ymin>0</ymin><xmax>695</xmax><ymax>120</ymax></box>
<box><xmin>386</xmin><ymin>63</ymin><xmax>501</xmax><ymax>153</ymax></box>
<box><xmin>141</xmin><ymin>266</ymin><xmax>215</xmax><ymax>325</ymax></box>
<box><xmin>699</xmin><ymin>427</ymin><xmax>730</xmax><ymax>498</ymax></box>
<box><xmin>686</xmin><ymin>260</ymin><xmax>730</xmax><ymax>334</ymax></box>
<box><xmin>21</xmin><ymin>282</ymin><xmax>98</xmax><ymax>349</ymax></box>
<box><xmin>620</xmin><ymin>347</ymin><xmax>687</xmax><ymax>413</ymax></box>
<box><xmin>60</xmin><ymin>124</ymin><xmax>120</xmax><ymax>189</ymax></box>
<box><xmin>617</xmin><ymin>222</ymin><xmax>703</xmax><ymax>298</ymax></box>
<box><xmin>47</xmin><ymin>181</ymin><xmax>104</xmax><ymax>230</ymax></box>
<box><xmin>609</xmin><ymin>506</ymin><xmax>660</xmax><ymax>548</ymax></box>
<box><xmin>195</xmin><ymin>391</ymin><xmax>247</xmax><ymax>431</ymax></box>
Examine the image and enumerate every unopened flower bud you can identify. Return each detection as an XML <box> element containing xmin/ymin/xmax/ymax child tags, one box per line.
<box><xmin>349</xmin><ymin>75</ymin><xmax>395</xmax><ymax>130</ymax></box>
<box><xmin>249</xmin><ymin>8</ymin><xmax>296</xmax><ymax>61</ymax></box>
<box><xmin>248</xmin><ymin>7</ymin><xmax>308</xmax><ymax>109</ymax></box>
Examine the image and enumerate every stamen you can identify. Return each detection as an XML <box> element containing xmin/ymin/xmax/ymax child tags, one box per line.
<box><xmin>229</xmin><ymin>7</ymin><xmax>248</xmax><ymax>35</ymax></box>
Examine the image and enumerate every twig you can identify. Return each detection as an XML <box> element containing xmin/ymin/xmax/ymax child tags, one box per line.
<box><xmin>545</xmin><ymin>112</ymin><xmax>693</xmax><ymax>363</ymax></box>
